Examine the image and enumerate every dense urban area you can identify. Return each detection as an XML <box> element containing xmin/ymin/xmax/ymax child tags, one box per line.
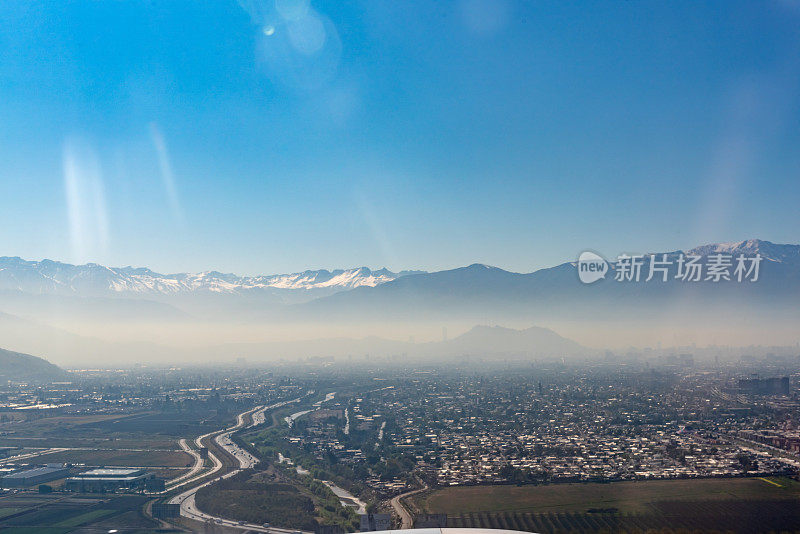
<box><xmin>1</xmin><ymin>351</ymin><xmax>799</xmax><ymax>533</ymax></box>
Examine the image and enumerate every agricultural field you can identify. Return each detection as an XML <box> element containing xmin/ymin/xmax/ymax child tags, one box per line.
<box><xmin>0</xmin><ymin>494</ymin><xmax>160</xmax><ymax>534</ymax></box>
<box><xmin>415</xmin><ymin>477</ymin><xmax>800</xmax><ymax>533</ymax></box>
<box><xmin>78</xmin><ymin>411</ymin><xmax>228</xmax><ymax>436</ymax></box>
<box><xmin>1</xmin><ymin>407</ymin><xmax>235</xmax><ymax>444</ymax></box>
<box><xmin>1</xmin><ymin>412</ymin><xmax>153</xmax><ymax>435</ymax></box>
<box><xmin>35</xmin><ymin>448</ymin><xmax>193</xmax><ymax>468</ymax></box>
<box><xmin>0</xmin><ymin>436</ymin><xmax>180</xmax><ymax>450</ymax></box>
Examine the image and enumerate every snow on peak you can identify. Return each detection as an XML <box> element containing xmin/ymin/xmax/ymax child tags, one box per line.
<box><xmin>251</xmin><ymin>267</ymin><xmax>398</xmax><ymax>290</ymax></box>
<box><xmin>687</xmin><ymin>239</ymin><xmax>799</xmax><ymax>263</ymax></box>
<box><xmin>0</xmin><ymin>257</ymin><xmax>414</xmax><ymax>296</ymax></box>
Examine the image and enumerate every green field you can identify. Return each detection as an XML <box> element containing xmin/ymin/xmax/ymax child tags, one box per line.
<box><xmin>414</xmin><ymin>478</ymin><xmax>800</xmax><ymax>533</ymax></box>
<box><xmin>0</xmin><ymin>494</ymin><xmax>158</xmax><ymax>533</ymax></box>
<box><xmin>52</xmin><ymin>509</ymin><xmax>115</xmax><ymax>528</ymax></box>
<box><xmin>0</xmin><ymin>528</ymin><xmax>70</xmax><ymax>534</ymax></box>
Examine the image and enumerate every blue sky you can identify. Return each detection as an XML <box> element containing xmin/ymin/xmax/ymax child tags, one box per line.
<box><xmin>0</xmin><ymin>1</ymin><xmax>798</xmax><ymax>275</ymax></box>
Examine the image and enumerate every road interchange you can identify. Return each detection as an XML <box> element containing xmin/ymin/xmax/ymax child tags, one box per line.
<box><xmin>166</xmin><ymin>398</ymin><xmax>312</xmax><ymax>533</ymax></box>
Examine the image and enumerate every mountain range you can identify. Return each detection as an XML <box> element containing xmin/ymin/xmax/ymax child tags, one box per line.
<box><xmin>291</xmin><ymin>239</ymin><xmax>800</xmax><ymax>321</ymax></box>
<box><xmin>0</xmin><ymin>257</ymin><xmax>424</xmax><ymax>298</ymax></box>
<box><xmin>0</xmin><ymin>239</ymin><xmax>797</xmax><ymax>365</ymax></box>
<box><xmin>2</xmin><ymin>239</ymin><xmax>796</xmax><ymax>307</ymax></box>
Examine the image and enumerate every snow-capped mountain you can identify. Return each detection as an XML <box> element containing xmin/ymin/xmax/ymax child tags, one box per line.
<box><xmin>686</xmin><ymin>239</ymin><xmax>800</xmax><ymax>264</ymax></box>
<box><xmin>1</xmin><ymin>239</ymin><xmax>796</xmax><ymax>309</ymax></box>
<box><xmin>0</xmin><ymin>239</ymin><xmax>797</xmax><ymax>364</ymax></box>
<box><xmin>297</xmin><ymin>239</ymin><xmax>800</xmax><ymax>321</ymax></box>
<box><xmin>0</xmin><ymin>257</ymin><xmax>423</xmax><ymax>297</ymax></box>
<box><xmin>257</xmin><ymin>267</ymin><xmax>412</xmax><ymax>290</ymax></box>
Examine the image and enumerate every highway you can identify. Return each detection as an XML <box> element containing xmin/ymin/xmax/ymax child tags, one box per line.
<box><xmin>168</xmin><ymin>398</ymin><xmax>310</xmax><ymax>533</ymax></box>
<box><xmin>166</xmin><ymin>438</ymin><xmax>203</xmax><ymax>487</ymax></box>
<box><xmin>164</xmin><ymin>428</ymin><xmax>223</xmax><ymax>491</ymax></box>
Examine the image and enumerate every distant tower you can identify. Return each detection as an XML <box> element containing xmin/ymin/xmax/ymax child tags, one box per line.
<box><xmin>442</xmin><ymin>327</ymin><xmax>447</xmax><ymax>342</ymax></box>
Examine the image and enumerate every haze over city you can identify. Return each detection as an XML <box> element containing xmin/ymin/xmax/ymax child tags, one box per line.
<box><xmin>1</xmin><ymin>3</ymin><xmax>800</xmax><ymax>534</ymax></box>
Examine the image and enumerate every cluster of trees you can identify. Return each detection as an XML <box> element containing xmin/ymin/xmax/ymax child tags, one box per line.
<box><xmin>247</xmin><ymin>424</ymin><xmax>362</xmax><ymax>531</ymax></box>
<box><xmin>498</xmin><ymin>463</ymin><xmax>550</xmax><ymax>484</ymax></box>
<box><xmin>366</xmin><ymin>452</ymin><xmax>415</xmax><ymax>482</ymax></box>
<box><xmin>736</xmin><ymin>453</ymin><xmax>758</xmax><ymax>472</ymax></box>
<box><xmin>253</xmin><ymin>425</ymin><xmax>367</xmax><ymax>497</ymax></box>
<box><xmin>304</xmin><ymin>478</ymin><xmax>360</xmax><ymax>531</ymax></box>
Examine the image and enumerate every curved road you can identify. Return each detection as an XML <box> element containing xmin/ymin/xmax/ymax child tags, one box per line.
<box><xmin>167</xmin><ymin>439</ymin><xmax>203</xmax><ymax>487</ymax></box>
<box><xmin>389</xmin><ymin>481</ymin><xmax>427</xmax><ymax>529</ymax></box>
<box><xmin>164</xmin><ymin>428</ymin><xmax>223</xmax><ymax>491</ymax></box>
<box><xmin>168</xmin><ymin>398</ymin><xmax>310</xmax><ymax>533</ymax></box>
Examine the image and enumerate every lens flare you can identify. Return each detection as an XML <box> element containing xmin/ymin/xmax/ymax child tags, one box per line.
<box><xmin>148</xmin><ymin>122</ymin><xmax>184</xmax><ymax>226</ymax></box>
<box><xmin>62</xmin><ymin>139</ymin><xmax>109</xmax><ymax>263</ymax></box>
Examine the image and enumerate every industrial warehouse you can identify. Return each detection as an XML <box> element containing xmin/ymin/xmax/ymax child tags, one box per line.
<box><xmin>65</xmin><ymin>467</ymin><xmax>159</xmax><ymax>493</ymax></box>
<box><xmin>0</xmin><ymin>464</ymin><xmax>70</xmax><ymax>488</ymax></box>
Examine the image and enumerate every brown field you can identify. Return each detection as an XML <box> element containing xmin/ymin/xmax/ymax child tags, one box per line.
<box><xmin>414</xmin><ymin>478</ymin><xmax>800</xmax><ymax>533</ymax></box>
<box><xmin>33</xmin><ymin>448</ymin><xmax>193</xmax><ymax>467</ymax></box>
<box><xmin>148</xmin><ymin>467</ymin><xmax>190</xmax><ymax>479</ymax></box>
<box><xmin>0</xmin><ymin>409</ymin><xmax>218</xmax><ymax>442</ymax></box>
<box><xmin>5</xmin><ymin>412</ymin><xmax>150</xmax><ymax>431</ymax></box>
<box><xmin>415</xmin><ymin>477</ymin><xmax>800</xmax><ymax>515</ymax></box>
<box><xmin>0</xmin><ymin>436</ymin><xmax>179</xmax><ymax>449</ymax></box>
